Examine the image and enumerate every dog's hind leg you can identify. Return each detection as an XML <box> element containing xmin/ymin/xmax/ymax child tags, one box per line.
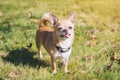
<box><xmin>51</xmin><ymin>57</ymin><xmax>57</xmax><ymax>74</ymax></box>
<box><xmin>36</xmin><ymin>42</ymin><xmax>43</xmax><ymax>59</ymax></box>
<box><xmin>38</xmin><ymin>47</ymin><xmax>43</xmax><ymax>59</ymax></box>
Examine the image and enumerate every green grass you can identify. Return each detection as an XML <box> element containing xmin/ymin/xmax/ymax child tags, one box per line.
<box><xmin>0</xmin><ymin>0</ymin><xmax>120</xmax><ymax>80</ymax></box>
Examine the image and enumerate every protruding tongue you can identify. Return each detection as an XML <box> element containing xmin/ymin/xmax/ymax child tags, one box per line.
<box><xmin>65</xmin><ymin>34</ymin><xmax>70</xmax><ymax>38</ymax></box>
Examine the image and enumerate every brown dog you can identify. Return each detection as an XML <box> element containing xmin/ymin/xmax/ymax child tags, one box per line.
<box><xmin>35</xmin><ymin>12</ymin><xmax>77</xmax><ymax>74</ymax></box>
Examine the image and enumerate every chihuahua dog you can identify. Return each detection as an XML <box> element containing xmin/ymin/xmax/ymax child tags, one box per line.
<box><xmin>35</xmin><ymin>12</ymin><xmax>77</xmax><ymax>74</ymax></box>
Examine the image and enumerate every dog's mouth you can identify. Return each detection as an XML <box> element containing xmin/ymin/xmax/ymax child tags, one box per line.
<box><xmin>60</xmin><ymin>34</ymin><xmax>71</xmax><ymax>38</ymax></box>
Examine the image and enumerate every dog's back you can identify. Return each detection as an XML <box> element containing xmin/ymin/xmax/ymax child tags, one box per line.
<box><xmin>35</xmin><ymin>13</ymin><xmax>54</xmax><ymax>45</ymax></box>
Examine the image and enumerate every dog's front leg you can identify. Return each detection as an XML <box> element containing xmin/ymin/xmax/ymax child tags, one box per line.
<box><xmin>63</xmin><ymin>57</ymin><xmax>69</xmax><ymax>73</ymax></box>
<box><xmin>51</xmin><ymin>57</ymin><xmax>57</xmax><ymax>74</ymax></box>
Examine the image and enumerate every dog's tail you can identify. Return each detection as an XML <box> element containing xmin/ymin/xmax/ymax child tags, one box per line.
<box><xmin>39</xmin><ymin>13</ymin><xmax>59</xmax><ymax>27</ymax></box>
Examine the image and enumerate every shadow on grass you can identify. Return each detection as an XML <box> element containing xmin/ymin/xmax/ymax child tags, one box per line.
<box><xmin>2</xmin><ymin>48</ymin><xmax>49</xmax><ymax>68</ymax></box>
<box><xmin>0</xmin><ymin>78</ymin><xmax>3</xmax><ymax>80</ymax></box>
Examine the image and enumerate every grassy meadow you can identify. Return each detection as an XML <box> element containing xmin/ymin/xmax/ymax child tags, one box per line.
<box><xmin>0</xmin><ymin>0</ymin><xmax>120</xmax><ymax>80</ymax></box>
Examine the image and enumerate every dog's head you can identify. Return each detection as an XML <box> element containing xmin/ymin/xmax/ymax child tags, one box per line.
<box><xmin>50</xmin><ymin>13</ymin><xmax>77</xmax><ymax>40</ymax></box>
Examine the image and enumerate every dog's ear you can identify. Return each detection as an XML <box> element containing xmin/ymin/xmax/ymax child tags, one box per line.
<box><xmin>68</xmin><ymin>12</ymin><xmax>77</xmax><ymax>24</ymax></box>
<box><xmin>49</xmin><ymin>13</ymin><xmax>59</xmax><ymax>27</ymax></box>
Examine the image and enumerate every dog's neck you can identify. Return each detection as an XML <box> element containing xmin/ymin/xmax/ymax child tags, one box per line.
<box><xmin>53</xmin><ymin>32</ymin><xmax>73</xmax><ymax>49</ymax></box>
<box><xmin>59</xmin><ymin>39</ymin><xmax>72</xmax><ymax>48</ymax></box>
<box><xmin>55</xmin><ymin>45</ymin><xmax>71</xmax><ymax>53</ymax></box>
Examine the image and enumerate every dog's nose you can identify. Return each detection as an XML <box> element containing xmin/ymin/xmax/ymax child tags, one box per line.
<box><xmin>63</xmin><ymin>29</ymin><xmax>68</xmax><ymax>33</ymax></box>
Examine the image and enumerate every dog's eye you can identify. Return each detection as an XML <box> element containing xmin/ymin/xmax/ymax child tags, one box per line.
<box><xmin>58</xmin><ymin>27</ymin><xmax>63</xmax><ymax>31</ymax></box>
<box><xmin>68</xmin><ymin>26</ymin><xmax>72</xmax><ymax>30</ymax></box>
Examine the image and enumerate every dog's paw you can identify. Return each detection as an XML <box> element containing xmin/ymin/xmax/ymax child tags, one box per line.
<box><xmin>66</xmin><ymin>71</ymin><xmax>71</xmax><ymax>74</ymax></box>
<box><xmin>52</xmin><ymin>70</ymin><xmax>57</xmax><ymax>74</ymax></box>
<box><xmin>37</xmin><ymin>56</ymin><xmax>43</xmax><ymax>60</ymax></box>
<box><xmin>38</xmin><ymin>52</ymin><xmax>43</xmax><ymax>60</ymax></box>
<box><xmin>65</xmin><ymin>70</ymin><xmax>71</xmax><ymax>74</ymax></box>
<box><xmin>39</xmin><ymin>56</ymin><xmax>43</xmax><ymax>60</ymax></box>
